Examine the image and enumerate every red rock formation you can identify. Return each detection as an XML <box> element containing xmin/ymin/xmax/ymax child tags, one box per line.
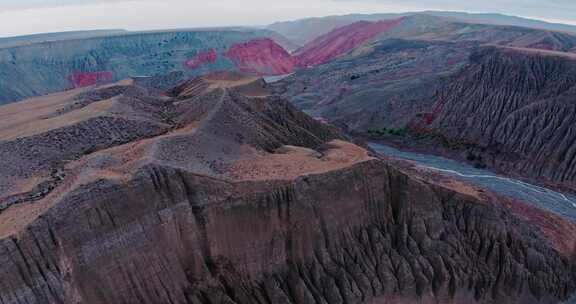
<box><xmin>294</xmin><ymin>18</ymin><xmax>404</xmax><ymax>68</ymax></box>
<box><xmin>225</xmin><ymin>38</ymin><xmax>295</xmax><ymax>75</ymax></box>
<box><xmin>184</xmin><ymin>49</ymin><xmax>217</xmax><ymax>70</ymax></box>
<box><xmin>69</xmin><ymin>71</ymin><xmax>113</xmax><ymax>88</ymax></box>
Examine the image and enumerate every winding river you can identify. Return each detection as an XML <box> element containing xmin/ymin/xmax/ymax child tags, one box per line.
<box><xmin>369</xmin><ymin>143</ymin><xmax>576</xmax><ymax>223</ymax></box>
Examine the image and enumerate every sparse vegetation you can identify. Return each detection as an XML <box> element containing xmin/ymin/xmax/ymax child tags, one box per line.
<box><xmin>466</xmin><ymin>151</ymin><xmax>487</xmax><ymax>169</ymax></box>
<box><xmin>367</xmin><ymin>127</ymin><xmax>407</xmax><ymax>137</ymax></box>
<box><xmin>474</xmin><ymin>163</ymin><xmax>487</xmax><ymax>169</ymax></box>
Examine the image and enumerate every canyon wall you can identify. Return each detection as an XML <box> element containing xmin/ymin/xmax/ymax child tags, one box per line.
<box><xmin>418</xmin><ymin>47</ymin><xmax>576</xmax><ymax>189</ymax></box>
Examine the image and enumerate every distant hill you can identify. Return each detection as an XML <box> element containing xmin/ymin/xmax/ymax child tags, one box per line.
<box><xmin>269</xmin><ymin>11</ymin><xmax>576</xmax><ymax>45</ymax></box>
<box><xmin>0</xmin><ymin>29</ymin><xmax>128</xmax><ymax>48</ymax></box>
<box><xmin>0</xmin><ymin>28</ymin><xmax>296</xmax><ymax>105</ymax></box>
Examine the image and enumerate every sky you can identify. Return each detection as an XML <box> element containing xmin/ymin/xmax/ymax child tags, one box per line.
<box><xmin>0</xmin><ymin>0</ymin><xmax>575</xmax><ymax>37</ymax></box>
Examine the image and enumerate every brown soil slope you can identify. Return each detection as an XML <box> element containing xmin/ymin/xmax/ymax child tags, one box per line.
<box><xmin>0</xmin><ymin>74</ymin><xmax>575</xmax><ymax>304</ymax></box>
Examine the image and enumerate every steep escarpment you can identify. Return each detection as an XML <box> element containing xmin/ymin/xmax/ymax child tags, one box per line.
<box><xmin>2</xmin><ymin>155</ymin><xmax>575</xmax><ymax>304</ymax></box>
<box><xmin>0</xmin><ymin>29</ymin><xmax>292</xmax><ymax>105</ymax></box>
<box><xmin>0</xmin><ymin>73</ymin><xmax>575</xmax><ymax>304</ymax></box>
<box><xmin>414</xmin><ymin>47</ymin><xmax>576</xmax><ymax>189</ymax></box>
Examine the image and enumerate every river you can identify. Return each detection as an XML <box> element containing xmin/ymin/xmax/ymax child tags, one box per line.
<box><xmin>369</xmin><ymin>143</ymin><xmax>576</xmax><ymax>223</ymax></box>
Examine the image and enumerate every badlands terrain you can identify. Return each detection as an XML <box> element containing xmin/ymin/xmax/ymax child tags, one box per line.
<box><xmin>1</xmin><ymin>10</ymin><xmax>576</xmax><ymax>304</ymax></box>
<box><xmin>0</xmin><ymin>72</ymin><xmax>575</xmax><ymax>304</ymax></box>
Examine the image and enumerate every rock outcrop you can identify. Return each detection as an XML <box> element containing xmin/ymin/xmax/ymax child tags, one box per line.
<box><xmin>225</xmin><ymin>38</ymin><xmax>296</xmax><ymax>75</ymax></box>
<box><xmin>69</xmin><ymin>71</ymin><xmax>115</xmax><ymax>88</ymax></box>
<box><xmin>185</xmin><ymin>49</ymin><xmax>218</xmax><ymax>70</ymax></box>
<box><xmin>0</xmin><ymin>73</ymin><xmax>575</xmax><ymax>304</ymax></box>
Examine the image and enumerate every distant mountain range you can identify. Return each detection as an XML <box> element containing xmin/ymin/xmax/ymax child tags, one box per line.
<box><xmin>0</xmin><ymin>29</ymin><xmax>128</xmax><ymax>48</ymax></box>
<box><xmin>2</xmin><ymin>12</ymin><xmax>576</xmax><ymax>105</ymax></box>
<box><xmin>269</xmin><ymin>11</ymin><xmax>576</xmax><ymax>45</ymax></box>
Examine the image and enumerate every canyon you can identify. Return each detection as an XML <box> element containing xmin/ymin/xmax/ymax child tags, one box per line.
<box><xmin>0</xmin><ymin>73</ymin><xmax>575</xmax><ymax>304</ymax></box>
<box><xmin>275</xmin><ymin>38</ymin><xmax>475</xmax><ymax>130</ymax></box>
<box><xmin>273</xmin><ymin>15</ymin><xmax>576</xmax><ymax>191</ymax></box>
<box><xmin>1</xmin><ymin>11</ymin><xmax>576</xmax><ymax>304</ymax></box>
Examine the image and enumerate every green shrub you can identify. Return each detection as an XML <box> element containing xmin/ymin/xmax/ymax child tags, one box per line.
<box><xmin>367</xmin><ymin>128</ymin><xmax>407</xmax><ymax>137</ymax></box>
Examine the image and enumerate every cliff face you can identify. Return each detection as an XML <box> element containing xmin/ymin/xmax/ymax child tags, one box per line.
<box><xmin>418</xmin><ymin>47</ymin><xmax>576</xmax><ymax>189</ymax></box>
<box><xmin>0</xmin><ymin>74</ymin><xmax>575</xmax><ymax>304</ymax></box>
<box><xmin>3</xmin><ymin>156</ymin><xmax>575</xmax><ymax>304</ymax></box>
<box><xmin>0</xmin><ymin>29</ymin><xmax>292</xmax><ymax>105</ymax></box>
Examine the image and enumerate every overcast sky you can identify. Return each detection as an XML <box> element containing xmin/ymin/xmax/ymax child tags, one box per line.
<box><xmin>0</xmin><ymin>0</ymin><xmax>575</xmax><ymax>37</ymax></box>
